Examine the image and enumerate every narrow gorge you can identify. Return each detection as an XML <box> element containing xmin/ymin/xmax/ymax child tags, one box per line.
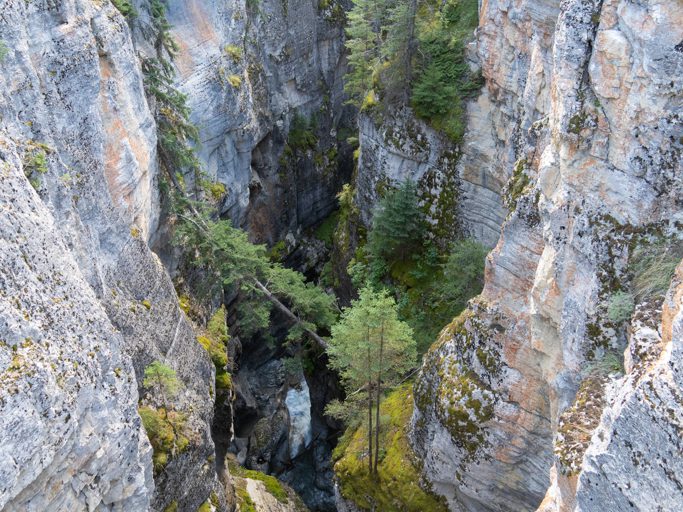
<box><xmin>0</xmin><ymin>0</ymin><xmax>682</xmax><ymax>511</ymax></box>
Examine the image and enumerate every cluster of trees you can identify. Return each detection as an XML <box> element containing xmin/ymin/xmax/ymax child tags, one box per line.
<box><xmin>326</xmin><ymin>179</ymin><xmax>487</xmax><ymax>475</ymax></box>
<box><xmin>344</xmin><ymin>0</ymin><xmax>481</xmax><ymax>141</ymax></box>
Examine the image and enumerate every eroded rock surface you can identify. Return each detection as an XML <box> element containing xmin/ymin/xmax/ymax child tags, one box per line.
<box><xmin>412</xmin><ymin>0</ymin><xmax>683</xmax><ymax>510</ymax></box>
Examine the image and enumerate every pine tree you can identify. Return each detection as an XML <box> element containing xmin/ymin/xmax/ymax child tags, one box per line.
<box><xmin>326</xmin><ymin>287</ymin><xmax>416</xmax><ymax>475</ymax></box>
<box><xmin>367</xmin><ymin>180</ymin><xmax>426</xmax><ymax>265</ymax></box>
<box><xmin>143</xmin><ymin>361</ymin><xmax>182</xmax><ymax>419</ymax></box>
<box><xmin>344</xmin><ymin>0</ymin><xmax>390</xmax><ymax>107</ymax></box>
<box><xmin>174</xmin><ymin>210</ymin><xmax>335</xmax><ymax>347</ymax></box>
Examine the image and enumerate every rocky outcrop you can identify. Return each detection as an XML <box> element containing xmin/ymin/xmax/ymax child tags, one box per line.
<box><xmin>412</xmin><ymin>0</ymin><xmax>683</xmax><ymax>510</ymax></box>
<box><xmin>355</xmin><ymin>110</ymin><xmax>464</xmax><ymax>245</ymax></box>
<box><xmin>0</xmin><ymin>1</ymin><xmax>221</xmax><ymax>509</ymax></box>
<box><xmin>0</xmin><ymin>135</ymin><xmax>152</xmax><ymax>511</ymax></box>
<box><xmin>162</xmin><ymin>0</ymin><xmax>353</xmax><ymax>244</ymax></box>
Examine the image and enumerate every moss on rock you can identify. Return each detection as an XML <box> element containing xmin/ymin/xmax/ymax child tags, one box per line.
<box><xmin>333</xmin><ymin>384</ymin><xmax>448</xmax><ymax>511</ymax></box>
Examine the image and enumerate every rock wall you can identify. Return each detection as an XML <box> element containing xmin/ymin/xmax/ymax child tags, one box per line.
<box><xmin>412</xmin><ymin>0</ymin><xmax>683</xmax><ymax>511</ymax></box>
<box><xmin>0</xmin><ymin>135</ymin><xmax>153</xmax><ymax>512</ymax></box>
<box><xmin>162</xmin><ymin>0</ymin><xmax>353</xmax><ymax>244</ymax></box>
<box><xmin>0</xmin><ymin>1</ymin><xmax>221</xmax><ymax>510</ymax></box>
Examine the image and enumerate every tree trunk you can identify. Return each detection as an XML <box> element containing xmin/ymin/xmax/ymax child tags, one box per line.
<box><xmin>366</xmin><ymin>328</ymin><xmax>373</xmax><ymax>475</ymax></box>
<box><xmin>367</xmin><ymin>385</ymin><xmax>373</xmax><ymax>475</ymax></box>
<box><xmin>403</xmin><ymin>0</ymin><xmax>418</xmax><ymax>101</ymax></box>
<box><xmin>251</xmin><ymin>278</ymin><xmax>328</xmax><ymax>350</ymax></box>
<box><xmin>374</xmin><ymin>322</ymin><xmax>384</xmax><ymax>474</ymax></box>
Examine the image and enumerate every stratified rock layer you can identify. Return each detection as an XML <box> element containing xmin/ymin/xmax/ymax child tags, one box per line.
<box><xmin>412</xmin><ymin>0</ymin><xmax>683</xmax><ymax>510</ymax></box>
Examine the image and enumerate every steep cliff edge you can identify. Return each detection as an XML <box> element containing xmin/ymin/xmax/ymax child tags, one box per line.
<box><xmin>411</xmin><ymin>0</ymin><xmax>683</xmax><ymax>511</ymax></box>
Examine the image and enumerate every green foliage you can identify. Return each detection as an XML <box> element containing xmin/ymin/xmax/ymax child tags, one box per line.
<box><xmin>630</xmin><ymin>239</ymin><xmax>683</xmax><ymax>301</ymax></box>
<box><xmin>224</xmin><ymin>44</ymin><xmax>243</xmax><ymax>62</ymax></box>
<box><xmin>607</xmin><ymin>291</ymin><xmax>634</xmax><ymax>323</ymax></box>
<box><xmin>111</xmin><ymin>0</ymin><xmax>137</xmax><ymax>17</ymax></box>
<box><xmin>163</xmin><ymin>501</ymin><xmax>178</xmax><ymax>512</ymax></box>
<box><xmin>333</xmin><ymin>384</ymin><xmax>448</xmax><ymax>511</ymax></box>
<box><xmin>199</xmin><ymin>306</ymin><xmax>233</xmax><ymax>390</ymax></box>
<box><xmin>411</xmin><ymin>0</ymin><xmax>480</xmax><ymax>142</ymax></box>
<box><xmin>143</xmin><ymin>361</ymin><xmax>182</xmax><ymax>401</ymax></box>
<box><xmin>236</xmin><ymin>487</ymin><xmax>257</xmax><ymax>512</ymax></box>
<box><xmin>229</xmin><ymin>461</ymin><xmax>289</xmax><ymax>503</ymax></box>
<box><xmin>314</xmin><ymin>210</ymin><xmax>340</xmax><ymax>248</ymax></box>
<box><xmin>328</xmin><ymin>286</ymin><xmax>416</xmax><ymax>393</ymax></box>
<box><xmin>174</xmin><ymin>212</ymin><xmax>335</xmax><ymax>341</ymax></box>
<box><xmin>343</xmin><ymin>0</ymin><xmax>480</xmax><ymax>140</ymax></box>
<box><xmin>367</xmin><ymin>180</ymin><xmax>426</xmax><ymax>266</ymax></box>
<box><xmin>139</xmin><ymin>406</ymin><xmax>190</xmax><ymax>472</ymax></box>
<box><xmin>0</xmin><ymin>41</ymin><xmax>8</xmax><ymax>63</ymax></box>
<box><xmin>343</xmin><ymin>0</ymin><xmax>388</xmax><ymax>106</ymax></box>
<box><xmin>227</xmin><ymin>74</ymin><xmax>242</xmax><ymax>88</ymax></box>
<box><xmin>438</xmin><ymin>239</ymin><xmax>487</xmax><ymax>309</ymax></box>
<box><xmin>197</xmin><ymin>501</ymin><xmax>211</xmax><ymax>512</ymax></box>
<box><xmin>285</xmin><ymin>114</ymin><xmax>318</xmax><ymax>155</ymax></box>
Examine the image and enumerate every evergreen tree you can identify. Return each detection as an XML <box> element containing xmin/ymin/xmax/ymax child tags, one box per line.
<box><xmin>367</xmin><ymin>180</ymin><xmax>426</xmax><ymax>265</ymax></box>
<box><xmin>143</xmin><ymin>361</ymin><xmax>182</xmax><ymax>418</ymax></box>
<box><xmin>438</xmin><ymin>238</ymin><xmax>488</xmax><ymax>308</ymax></box>
<box><xmin>174</xmin><ymin>209</ymin><xmax>335</xmax><ymax>347</ymax></box>
<box><xmin>344</xmin><ymin>0</ymin><xmax>390</xmax><ymax>107</ymax></box>
<box><xmin>326</xmin><ymin>287</ymin><xmax>416</xmax><ymax>474</ymax></box>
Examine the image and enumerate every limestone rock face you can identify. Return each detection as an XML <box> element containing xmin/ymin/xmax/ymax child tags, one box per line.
<box><xmin>355</xmin><ymin>110</ymin><xmax>464</xmax><ymax>244</ymax></box>
<box><xmin>0</xmin><ymin>137</ymin><xmax>152</xmax><ymax>511</ymax></box>
<box><xmin>0</xmin><ymin>1</ymin><xmax>218</xmax><ymax>510</ymax></box>
<box><xmin>412</xmin><ymin>0</ymin><xmax>683</xmax><ymax>510</ymax></box>
<box><xmin>162</xmin><ymin>0</ymin><xmax>353</xmax><ymax>243</ymax></box>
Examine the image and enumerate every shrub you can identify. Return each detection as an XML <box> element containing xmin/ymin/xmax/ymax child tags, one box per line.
<box><xmin>224</xmin><ymin>44</ymin><xmax>243</xmax><ymax>62</ymax></box>
<box><xmin>228</xmin><ymin>74</ymin><xmax>242</xmax><ymax>88</ymax></box>
<box><xmin>607</xmin><ymin>291</ymin><xmax>634</xmax><ymax>323</ymax></box>
<box><xmin>111</xmin><ymin>0</ymin><xmax>137</xmax><ymax>17</ymax></box>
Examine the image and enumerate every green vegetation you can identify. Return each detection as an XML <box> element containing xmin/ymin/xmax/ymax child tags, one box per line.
<box><xmin>606</xmin><ymin>291</ymin><xmax>634</xmax><ymax>323</ymax></box>
<box><xmin>163</xmin><ymin>500</ymin><xmax>178</xmax><ymax>512</ymax></box>
<box><xmin>630</xmin><ymin>239</ymin><xmax>682</xmax><ymax>301</ymax></box>
<box><xmin>111</xmin><ymin>0</ymin><xmax>137</xmax><ymax>17</ymax></box>
<box><xmin>347</xmin><ymin>180</ymin><xmax>487</xmax><ymax>353</ymax></box>
<box><xmin>333</xmin><ymin>384</ymin><xmax>448</xmax><ymax>511</ymax></box>
<box><xmin>314</xmin><ymin>210</ymin><xmax>340</xmax><ymax>248</ymax></box>
<box><xmin>326</xmin><ymin>287</ymin><xmax>416</xmax><ymax>474</ymax></box>
<box><xmin>139</xmin><ymin>406</ymin><xmax>189</xmax><ymax>472</ymax></box>
<box><xmin>228</xmin><ymin>462</ymin><xmax>289</xmax><ymax>503</ymax></box>
<box><xmin>224</xmin><ymin>44</ymin><xmax>243</xmax><ymax>62</ymax></box>
<box><xmin>227</xmin><ymin>74</ymin><xmax>242</xmax><ymax>88</ymax></box>
<box><xmin>283</xmin><ymin>114</ymin><xmax>318</xmax><ymax>159</ymax></box>
<box><xmin>344</xmin><ymin>0</ymin><xmax>480</xmax><ymax>141</ymax></box>
<box><xmin>367</xmin><ymin>180</ymin><xmax>426</xmax><ymax>265</ymax></box>
<box><xmin>22</xmin><ymin>142</ymin><xmax>51</xmax><ymax>189</ymax></box>
<box><xmin>139</xmin><ymin>362</ymin><xmax>190</xmax><ymax>473</ymax></box>
<box><xmin>174</xmin><ymin>209</ymin><xmax>335</xmax><ymax>345</ymax></box>
<box><xmin>0</xmin><ymin>41</ymin><xmax>8</xmax><ymax>63</ymax></box>
<box><xmin>198</xmin><ymin>306</ymin><xmax>233</xmax><ymax>390</ymax></box>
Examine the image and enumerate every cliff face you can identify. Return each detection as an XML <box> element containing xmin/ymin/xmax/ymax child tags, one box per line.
<box><xmin>0</xmin><ymin>1</ymin><xmax>221</xmax><ymax>510</ymax></box>
<box><xmin>411</xmin><ymin>0</ymin><xmax>683</xmax><ymax>511</ymax></box>
<box><xmin>161</xmin><ymin>0</ymin><xmax>352</xmax><ymax>243</ymax></box>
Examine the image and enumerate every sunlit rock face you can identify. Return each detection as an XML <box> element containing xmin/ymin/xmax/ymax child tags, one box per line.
<box><xmin>412</xmin><ymin>0</ymin><xmax>683</xmax><ymax>510</ymax></box>
<box><xmin>0</xmin><ymin>1</ymin><xmax>218</xmax><ymax>509</ymax></box>
<box><xmin>0</xmin><ymin>136</ymin><xmax>153</xmax><ymax>511</ymax></box>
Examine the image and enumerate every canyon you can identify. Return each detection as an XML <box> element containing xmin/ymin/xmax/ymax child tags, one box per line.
<box><xmin>0</xmin><ymin>0</ymin><xmax>682</xmax><ymax>511</ymax></box>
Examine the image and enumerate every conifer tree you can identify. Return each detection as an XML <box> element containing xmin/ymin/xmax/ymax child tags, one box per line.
<box><xmin>367</xmin><ymin>179</ymin><xmax>426</xmax><ymax>265</ymax></box>
<box><xmin>326</xmin><ymin>287</ymin><xmax>415</xmax><ymax>474</ymax></box>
